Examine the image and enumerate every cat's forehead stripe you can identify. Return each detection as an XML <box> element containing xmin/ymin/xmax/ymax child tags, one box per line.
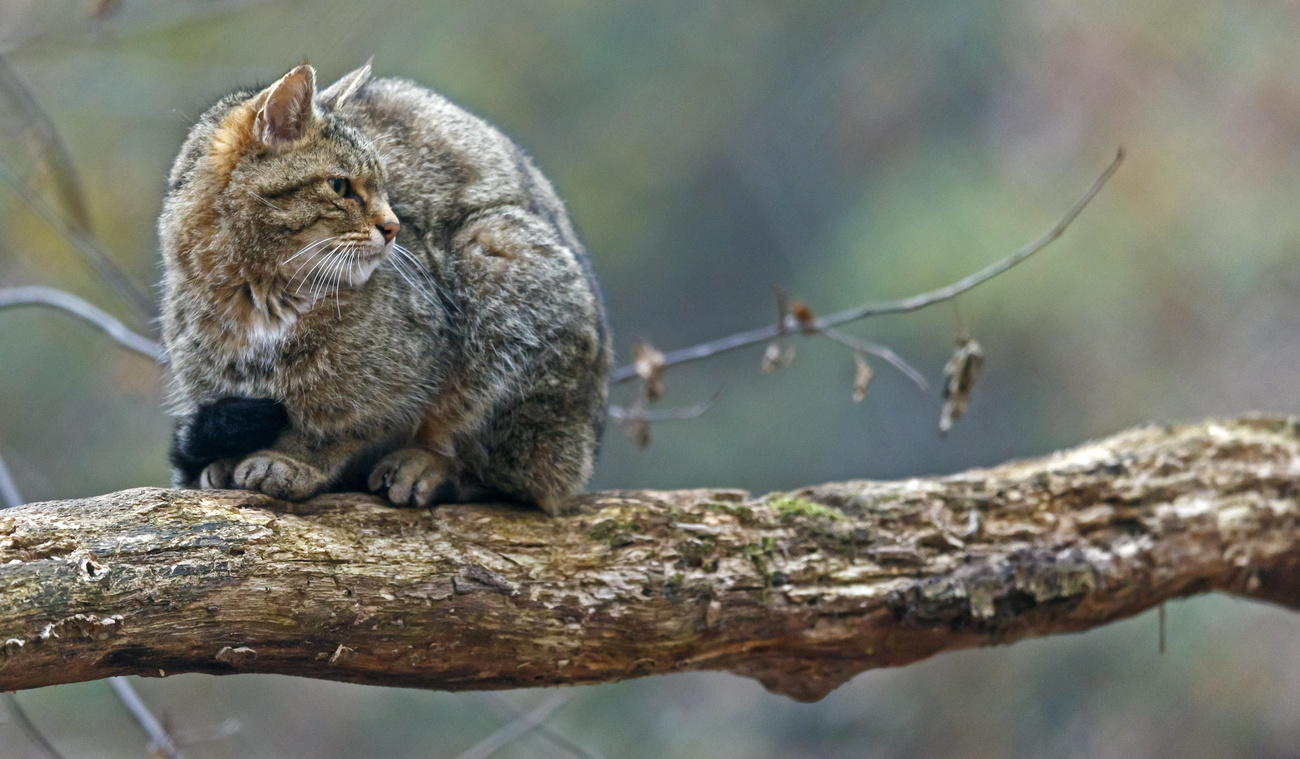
<box><xmin>323</xmin><ymin>127</ymin><xmax>381</xmax><ymax>181</ymax></box>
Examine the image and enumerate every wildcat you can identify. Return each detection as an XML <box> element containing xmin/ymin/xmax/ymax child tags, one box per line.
<box><xmin>159</xmin><ymin>62</ymin><xmax>610</xmax><ymax>515</ymax></box>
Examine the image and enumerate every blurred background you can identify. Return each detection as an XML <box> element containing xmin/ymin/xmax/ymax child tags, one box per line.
<box><xmin>0</xmin><ymin>0</ymin><xmax>1297</xmax><ymax>756</ymax></box>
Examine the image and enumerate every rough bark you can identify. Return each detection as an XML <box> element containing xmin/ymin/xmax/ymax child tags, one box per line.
<box><xmin>0</xmin><ymin>417</ymin><xmax>1295</xmax><ymax>701</ymax></box>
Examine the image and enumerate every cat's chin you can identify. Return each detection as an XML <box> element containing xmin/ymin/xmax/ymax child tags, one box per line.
<box><xmin>283</xmin><ymin>251</ymin><xmax>386</xmax><ymax>296</ymax></box>
<box><xmin>345</xmin><ymin>254</ymin><xmax>385</xmax><ymax>285</ymax></box>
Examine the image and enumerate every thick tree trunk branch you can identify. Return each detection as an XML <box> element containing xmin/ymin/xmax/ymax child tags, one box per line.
<box><xmin>0</xmin><ymin>417</ymin><xmax>1295</xmax><ymax>701</ymax></box>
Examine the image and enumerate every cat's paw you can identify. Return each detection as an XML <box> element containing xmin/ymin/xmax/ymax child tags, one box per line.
<box><xmin>368</xmin><ymin>448</ymin><xmax>454</xmax><ymax>508</ymax></box>
<box><xmin>198</xmin><ymin>458</ymin><xmax>236</xmax><ymax>489</ymax></box>
<box><xmin>232</xmin><ymin>451</ymin><xmax>327</xmax><ymax>500</ymax></box>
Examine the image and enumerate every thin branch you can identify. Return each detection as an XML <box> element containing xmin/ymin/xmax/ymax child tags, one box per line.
<box><xmin>477</xmin><ymin>694</ymin><xmax>600</xmax><ymax>759</ymax></box>
<box><xmin>172</xmin><ymin>718</ymin><xmax>242</xmax><ymax>747</ymax></box>
<box><xmin>1</xmin><ymin>0</ymin><xmax>276</xmax><ymax>57</ymax></box>
<box><xmin>455</xmin><ymin>694</ymin><xmax>575</xmax><ymax>759</ymax></box>
<box><xmin>107</xmin><ymin>677</ymin><xmax>187</xmax><ymax>759</ymax></box>
<box><xmin>611</xmin><ymin>148</ymin><xmax>1124</xmax><ymax>383</ymax></box>
<box><xmin>1158</xmin><ymin>602</ymin><xmax>1167</xmax><ymax>654</ymax></box>
<box><xmin>0</xmin><ymin>450</ymin><xmax>22</xmax><ymax>509</ymax></box>
<box><xmin>0</xmin><ymin>306</ymin><xmax>185</xmax><ymax>759</ymax></box>
<box><xmin>0</xmin><ymin>160</ymin><xmax>156</xmax><ymax>323</ymax></box>
<box><xmin>820</xmin><ymin>327</ymin><xmax>928</xmax><ymax>392</ymax></box>
<box><xmin>608</xmin><ymin>386</ymin><xmax>723</xmax><ymax>422</ymax></box>
<box><xmin>0</xmin><ymin>55</ymin><xmax>93</xmax><ymax>232</ymax></box>
<box><xmin>0</xmin><ymin>285</ymin><xmax>162</xmax><ymax>361</ymax></box>
<box><xmin>2</xmin><ymin>694</ymin><xmax>66</xmax><ymax>759</ymax></box>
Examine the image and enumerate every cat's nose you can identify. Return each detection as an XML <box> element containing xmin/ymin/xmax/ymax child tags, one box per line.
<box><xmin>377</xmin><ymin>219</ymin><xmax>400</xmax><ymax>244</ymax></box>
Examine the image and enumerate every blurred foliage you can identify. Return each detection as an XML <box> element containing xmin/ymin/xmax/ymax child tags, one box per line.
<box><xmin>0</xmin><ymin>1</ymin><xmax>1297</xmax><ymax>757</ymax></box>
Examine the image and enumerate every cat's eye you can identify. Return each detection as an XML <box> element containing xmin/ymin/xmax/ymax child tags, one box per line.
<box><xmin>328</xmin><ymin>177</ymin><xmax>352</xmax><ymax>197</ymax></box>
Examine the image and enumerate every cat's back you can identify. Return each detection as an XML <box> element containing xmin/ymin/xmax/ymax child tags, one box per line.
<box><xmin>341</xmin><ymin>78</ymin><xmax>574</xmax><ymax>245</ymax></box>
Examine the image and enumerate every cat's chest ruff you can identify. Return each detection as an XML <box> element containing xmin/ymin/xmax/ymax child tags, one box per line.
<box><xmin>219</xmin><ymin>286</ymin><xmax>317</xmax><ymax>362</ymax></box>
<box><xmin>212</xmin><ymin>310</ymin><xmax>295</xmax><ymax>372</ymax></box>
<box><xmin>206</xmin><ymin>327</ymin><xmax>292</xmax><ymax>396</ymax></box>
<box><xmin>241</xmin><ymin>313</ymin><xmax>295</xmax><ymax>357</ymax></box>
<box><xmin>211</xmin><ymin>294</ymin><xmax>347</xmax><ymax>383</ymax></box>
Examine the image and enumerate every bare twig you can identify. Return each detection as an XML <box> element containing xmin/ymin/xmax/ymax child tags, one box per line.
<box><xmin>2</xmin><ymin>693</ymin><xmax>67</xmax><ymax>759</ymax></box>
<box><xmin>1158</xmin><ymin>602</ymin><xmax>1167</xmax><ymax>654</ymax></box>
<box><xmin>477</xmin><ymin>694</ymin><xmax>600</xmax><ymax>759</ymax></box>
<box><xmin>173</xmin><ymin>718</ymin><xmax>242</xmax><ymax>747</ymax></box>
<box><xmin>455</xmin><ymin>694</ymin><xmax>575</xmax><ymax>759</ymax></box>
<box><xmin>0</xmin><ymin>161</ymin><xmax>156</xmax><ymax>323</ymax></box>
<box><xmin>107</xmin><ymin>677</ymin><xmax>187</xmax><ymax>759</ymax></box>
<box><xmin>0</xmin><ymin>285</ymin><xmax>162</xmax><ymax>361</ymax></box>
<box><xmin>610</xmin><ymin>149</ymin><xmax>1124</xmax><ymax>383</ymax></box>
<box><xmin>0</xmin><ymin>0</ymin><xmax>274</xmax><ymax>64</ymax></box>
<box><xmin>0</xmin><ymin>450</ymin><xmax>22</xmax><ymax>509</ymax></box>
<box><xmin>610</xmin><ymin>388</ymin><xmax>723</xmax><ymax>448</ymax></box>
<box><xmin>820</xmin><ymin>327</ymin><xmax>928</xmax><ymax>392</ymax></box>
<box><xmin>0</xmin><ymin>55</ymin><xmax>93</xmax><ymax>232</ymax></box>
<box><xmin>608</xmin><ymin>386</ymin><xmax>723</xmax><ymax>422</ymax></box>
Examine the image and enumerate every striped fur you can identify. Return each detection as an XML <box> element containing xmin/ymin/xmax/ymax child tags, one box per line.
<box><xmin>159</xmin><ymin>63</ymin><xmax>610</xmax><ymax>514</ymax></box>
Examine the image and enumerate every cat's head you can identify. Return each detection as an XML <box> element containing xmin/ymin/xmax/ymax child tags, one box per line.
<box><xmin>167</xmin><ymin>61</ymin><xmax>398</xmax><ymax>297</ymax></box>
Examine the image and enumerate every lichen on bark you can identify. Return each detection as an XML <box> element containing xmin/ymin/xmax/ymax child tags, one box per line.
<box><xmin>0</xmin><ymin>417</ymin><xmax>1295</xmax><ymax>701</ymax></box>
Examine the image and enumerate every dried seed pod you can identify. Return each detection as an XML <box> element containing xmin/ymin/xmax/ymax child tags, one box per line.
<box><xmin>852</xmin><ymin>354</ymin><xmax>874</xmax><ymax>403</ymax></box>
<box><xmin>760</xmin><ymin>341</ymin><xmax>795</xmax><ymax>373</ymax></box>
<box><xmin>790</xmin><ymin>300</ymin><xmax>818</xmax><ymax>335</ymax></box>
<box><xmin>939</xmin><ymin>336</ymin><xmax>984</xmax><ymax>434</ymax></box>
<box><xmin>633</xmin><ymin>342</ymin><xmax>667</xmax><ymax>401</ymax></box>
<box><xmin>623</xmin><ymin>416</ymin><xmax>652</xmax><ymax>449</ymax></box>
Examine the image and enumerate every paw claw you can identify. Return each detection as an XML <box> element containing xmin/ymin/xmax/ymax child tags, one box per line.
<box><xmin>369</xmin><ymin>448</ymin><xmax>450</xmax><ymax>508</ymax></box>
<box><xmin>199</xmin><ymin>459</ymin><xmax>235</xmax><ymax>490</ymax></box>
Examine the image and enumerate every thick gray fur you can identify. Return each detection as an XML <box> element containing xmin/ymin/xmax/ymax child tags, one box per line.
<box><xmin>159</xmin><ymin>63</ymin><xmax>610</xmax><ymax>514</ymax></box>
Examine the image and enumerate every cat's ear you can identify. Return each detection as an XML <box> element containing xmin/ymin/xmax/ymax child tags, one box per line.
<box><xmin>319</xmin><ymin>58</ymin><xmax>372</xmax><ymax>109</ymax></box>
<box><xmin>253</xmin><ymin>64</ymin><xmax>317</xmax><ymax>151</ymax></box>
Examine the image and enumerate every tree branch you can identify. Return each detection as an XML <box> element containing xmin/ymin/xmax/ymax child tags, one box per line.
<box><xmin>610</xmin><ymin>148</ymin><xmax>1124</xmax><ymax>384</ymax></box>
<box><xmin>0</xmin><ymin>439</ymin><xmax>185</xmax><ymax>759</ymax></box>
<box><xmin>0</xmin><ymin>55</ymin><xmax>156</xmax><ymax>322</ymax></box>
<box><xmin>0</xmin><ymin>416</ymin><xmax>1293</xmax><ymax>702</ymax></box>
<box><xmin>0</xmin><ymin>285</ymin><xmax>162</xmax><ymax>361</ymax></box>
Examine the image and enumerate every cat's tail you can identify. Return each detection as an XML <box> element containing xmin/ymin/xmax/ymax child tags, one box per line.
<box><xmin>169</xmin><ymin>397</ymin><xmax>289</xmax><ymax>483</ymax></box>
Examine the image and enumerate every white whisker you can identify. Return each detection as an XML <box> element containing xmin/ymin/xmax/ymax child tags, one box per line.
<box><xmin>307</xmin><ymin>247</ymin><xmax>342</xmax><ymax>299</ymax></box>
<box><xmin>389</xmin><ymin>254</ymin><xmax>444</xmax><ymax>312</ymax></box>
<box><xmin>292</xmin><ymin>257</ymin><xmax>327</xmax><ymax>296</ymax></box>
<box><xmin>318</xmin><ymin>249</ymin><xmax>345</xmax><ymax>301</ymax></box>
<box><xmin>390</xmin><ymin>243</ymin><xmax>456</xmax><ymax>313</ymax></box>
<box><xmin>388</xmin><ymin>256</ymin><xmax>425</xmax><ymax>300</ymax></box>
<box><xmin>285</xmin><ymin>235</ymin><xmax>340</xmax><ymax>265</ymax></box>
<box><xmin>248</xmin><ymin>190</ymin><xmax>284</xmax><ymax>211</ymax></box>
<box><xmin>333</xmin><ymin>248</ymin><xmax>357</xmax><ymax>318</ymax></box>
<box><xmin>295</xmin><ymin>246</ymin><xmax>335</xmax><ymax>297</ymax></box>
<box><xmin>290</xmin><ymin>247</ymin><xmax>331</xmax><ymax>284</ymax></box>
<box><xmin>393</xmin><ymin>248</ymin><xmax>436</xmax><ymax>294</ymax></box>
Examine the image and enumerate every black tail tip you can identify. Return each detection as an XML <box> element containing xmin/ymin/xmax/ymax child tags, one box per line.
<box><xmin>170</xmin><ymin>397</ymin><xmax>289</xmax><ymax>482</ymax></box>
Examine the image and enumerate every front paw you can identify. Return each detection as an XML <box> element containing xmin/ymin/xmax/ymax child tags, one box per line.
<box><xmin>232</xmin><ymin>451</ymin><xmax>327</xmax><ymax>500</ymax></box>
<box><xmin>368</xmin><ymin>448</ymin><xmax>454</xmax><ymax>508</ymax></box>
<box><xmin>198</xmin><ymin>458</ymin><xmax>237</xmax><ymax>490</ymax></box>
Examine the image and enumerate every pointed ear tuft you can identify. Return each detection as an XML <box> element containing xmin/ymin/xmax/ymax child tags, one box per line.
<box><xmin>319</xmin><ymin>58</ymin><xmax>373</xmax><ymax>109</ymax></box>
<box><xmin>254</xmin><ymin>64</ymin><xmax>317</xmax><ymax>151</ymax></box>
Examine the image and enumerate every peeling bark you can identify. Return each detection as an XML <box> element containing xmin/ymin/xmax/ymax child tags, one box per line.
<box><xmin>0</xmin><ymin>417</ymin><xmax>1295</xmax><ymax>701</ymax></box>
